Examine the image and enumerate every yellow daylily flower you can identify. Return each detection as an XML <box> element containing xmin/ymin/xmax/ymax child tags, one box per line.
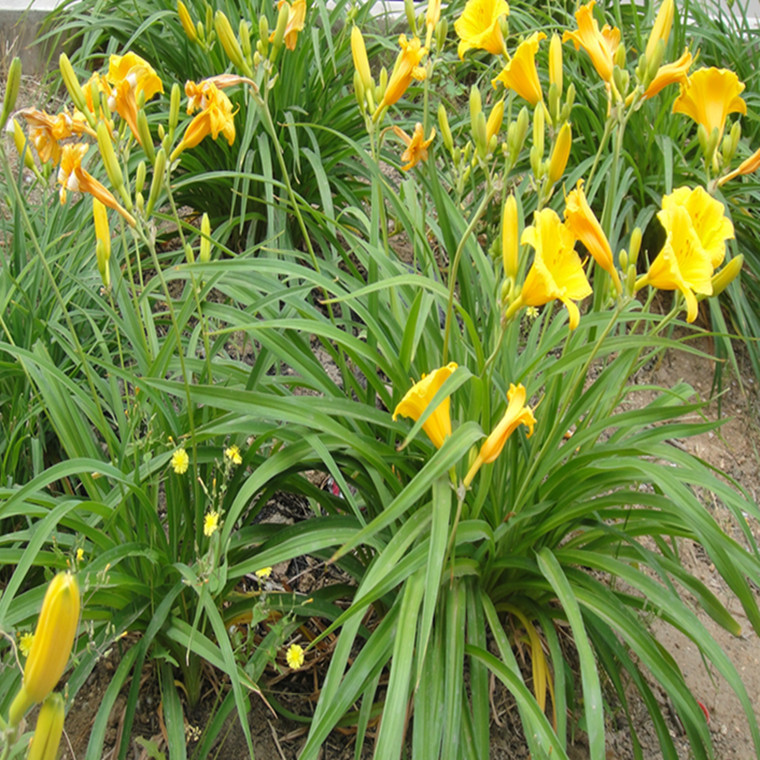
<box><xmin>644</xmin><ymin>48</ymin><xmax>692</xmax><ymax>99</ymax></box>
<box><xmin>18</xmin><ymin>107</ymin><xmax>92</xmax><ymax>165</ymax></box>
<box><xmin>57</xmin><ymin>143</ymin><xmax>135</xmax><ymax>225</ymax></box>
<box><xmin>507</xmin><ymin>208</ymin><xmax>592</xmax><ymax>329</ymax></box>
<box><xmin>392</xmin><ymin>123</ymin><xmax>436</xmax><ymax>171</ymax></box>
<box><xmin>393</xmin><ymin>362</ymin><xmax>458</xmax><ymax>449</ymax></box>
<box><xmin>635</xmin><ymin>187</ymin><xmax>733</xmax><ymax>322</ymax></box>
<box><xmin>492</xmin><ymin>32</ymin><xmax>546</xmax><ymax>105</ymax></box>
<box><xmin>171</xmin><ymin>79</ymin><xmax>237</xmax><ymax>160</ymax></box>
<box><xmin>105</xmin><ymin>52</ymin><xmax>164</xmax><ymax>141</ymax></box>
<box><xmin>378</xmin><ymin>35</ymin><xmax>428</xmax><ymax>111</ymax></box>
<box><xmin>563</xmin><ymin>179</ymin><xmax>622</xmax><ymax>292</ymax></box>
<box><xmin>464</xmin><ymin>383</ymin><xmax>536</xmax><ymax>486</ymax></box>
<box><xmin>563</xmin><ymin>0</ymin><xmax>621</xmax><ymax>84</ymax></box>
<box><xmin>455</xmin><ymin>0</ymin><xmax>509</xmax><ymax>59</ymax></box>
<box><xmin>8</xmin><ymin>573</ymin><xmax>80</xmax><ymax>726</ymax></box>
<box><xmin>660</xmin><ymin>185</ymin><xmax>733</xmax><ymax>268</ymax></box>
<box><xmin>672</xmin><ymin>67</ymin><xmax>746</xmax><ymax>141</ymax></box>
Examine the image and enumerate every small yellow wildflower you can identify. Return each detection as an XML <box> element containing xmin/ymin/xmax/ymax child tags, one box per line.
<box><xmin>171</xmin><ymin>448</ymin><xmax>189</xmax><ymax>474</ymax></box>
<box><xmin>224</xmin><ymin>445</ymin><xmax>243</xmax><ymax>465</ymax></box>
<box><xmin>526</xmin><ymin>306</ymin><xmax>540</xmax><ymax>319</ymax></box>
<box><xmin>19</xmin><ymin>632</ymin><xmax>34</xmax><ymax>658</ymax></box>
<box><xmin>255</xmin><ymin>567</ymin><xmax>273</xmax><ymax>579</ymax></box>
<box><xmin>286</xmin><ymin>643</ymin><xmax>304</xmax><ymax>670</ymax></box>
<box><xmin>203</xmin><ymin>510</ymin><xmax>220</xmax><ymax>537</ymax></box>
<box><xmin>76</xmin><ymin>548</ymin><xmax>84</xmax><ymax>562</ymax></box>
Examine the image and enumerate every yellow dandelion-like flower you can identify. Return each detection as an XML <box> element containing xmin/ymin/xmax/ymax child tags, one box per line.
<box><xmin>171</xmin><ymin>448</ymin><xmax>189</xmax><ymax>474</ymax></box>
<box><xmin>224</xmin><ymin>445</ymin><xmax>242</xmax><ymax>465</ymax></box>
<box><xmin>203</xmin><ymin>511</ymin><xmax>220</xmax><ymax>537</ymax></box>
<box><xmin>76</xmin><ymin>548</ymin><xmax>84</xmax><ymax>562</ymax></box>
<box><xmin>286</xmin><ymin>643</ymin><xmax>304</xmax><ymax>670</ymax></box>
<box><xmin>19</xmin><ymin>632</ymin><xmax>34</xmax><ymax>658</ymax></box>
<box><xmin>526</xmin><ymin>306</ymin><xmax>540</xmax><ymax>319</ymax></box>
<box><xmin>255</xmin><ymin>567</ymin><xmax>273</xmax><ymax>579</ymax></box>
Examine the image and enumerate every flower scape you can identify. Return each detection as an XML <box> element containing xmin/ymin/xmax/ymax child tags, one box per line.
<box><xmin>2</xmin><ymin>0</ymin><xmax>760</xmax><ymax>758</ymax></box>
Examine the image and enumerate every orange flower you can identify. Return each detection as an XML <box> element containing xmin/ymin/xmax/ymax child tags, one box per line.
<box><xmin>563</xmin><ymin>0</ymin><xmax>621</xmax><ymax>83</ymax></box>
<box><xmin>105</xmin><ymin>52</ymin><xmax>164</xmax><ymax>141</ymax></box>
<box><xmin>57</xmin><ymin>143</ymin><xmax>135</xmax><ymax>225</ymax></box>
<box><xmin>492</xmin><ymin>32</ymin><xmax>546</xmax><ymax>105</ymax></box>
<box><xmin>18</xmin><ymin>108</ymin><xmax>91</xmax><ymax>164</ymax></box>
<box><xmin>378</xmin><ymin>35</ymin><xmax>428</xmax><ymax>111</ymax></box>
<box><xmin>672</xmin><ymin>67</ymin><xmax>746</xmax><ymax>141</ymax></box>
<box><xmin>507</xmin><ymin>208</ymin><xmax>592</xmax><ymax>329</ymax></box>
<box><xmin>171</xmin><ymin>80</ymin><xmax>237</xmax><ymax>160</ymax></box>
<box><xmin>393</xmin><ymin>123</ymin><xmax>435</xmax><ymax>170</ymax></box>
<box><xmin>644</xmin><ymin>48</ymin><xmax>692</xmax><ymax>99</ymax></box>
<box><xmin>564</xmin><ymin>179</ymin><xmax>621</xmax><ymax>292</ymax></box>
<box><xmin>455</xmin><ymin>0</ymin><xmax>509</xmax><ymax>59</ymax></box>
<box><xmin>393</xmin><ymin>363</ymin><xmax>458</xmax><ymax>449</ymax></box>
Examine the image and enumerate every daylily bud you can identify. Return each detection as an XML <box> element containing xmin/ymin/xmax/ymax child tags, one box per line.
<box><xmin>530</xmin><ymin>143</ymin><xmax>544</xmax><ymax>179</ymax></box>
<box><xmin>12</xmin><ymin>119</ymin><xmax>36</xmax><ymax>170</ymax></box>
<box><xmin>645</xmin><ymin>0</ymin><xmax>674</xmax><ymax>62</ymax></box>
<box><xmin>8</xmin><ymin>573</ymin><xmax>80</xmax><ymax>726</ymax></box>
<box><xmin>619</xmin><ymin>248</ymin><xmax>628</xmax><ymax>271</ymax></box>
<box><xmin>614</xmin><ymin>43</ymin><xmax>626</xmax><ymax>69</ymax></box>
<box><xmin>136</xmin><ymin>109</ymin><xmax>155</xmax><ymax>162</ymax></box>
<box><xmin>435</xmin><ymin>17</ymin><xmax>448</xmax><ymax>51</ymax></box>
<box><xmin>215</xmin><ymin>11</ymin><xmax>247</xmax><ymax>73</ymax></box>
<box><xmin>548</xmin><ymin>122</ymin><xmax>571</xmax><ymax>184</ymax></box>
<box><xmin>259</xmin><ymin>15</ymin><xmax>270</xmax><ymax>57</ymax></box>
<box><xmin>710</xmin><ymin>254</ymin><xmax>743</xmax><ymax>297</ymax></box>
<box><xmin>613</xmin><ymin>66</ymin><xmax>630</xmax><ymax>99</ymax></box>
<box><xmin>722</xmin><ymin>120</ymin><xmax>741</xmax><ymax>165</ymax></box>
<box><xmin>351</xmin><ymin>26</ymin><xmax>373</xmax><ymax>94</ymax></box>
<box><xmin>28</xmin><ymin>693</ymin><xmax>65</xmax><ymax>760</ymax></box>
<box><xmin>549</xmin><ymin>34</ymin><xmax>563</xmax><ymax>99</ymax></box>
<box><xmin>473</xmin><ymin>110</ymin><xmax>488</xmax><ymax>159</ymax></box>
<box><xmin>469</xmin><ymin>85</ymin><xmax>482</xmax><ymax>126</ymax></box>
<box><xmin>532</xmin><ymin>102</ymin><xmax>544</xmax><ymax>160</ymax></box>
<box><xmin>438</xmin><ymin>104</ymin><xmax>453</xmax><ymax>154</ymax></box>
<box><xmin>59</xmin><ymin>54</ymin><xmax>91</xmax><ymax>126</ymax></box>
<box><xmin>146</xmin><ymin>147</ymin><xmax>166</xmax><ymax>217</ymax></box>
<box><xmin>135</xmin><ymin>191</ymin><xmax>144</xmax><ymax>214</ymax></box>
<box><xmin>270</xmin><ymin>2</ymin><xmax>290</xmax><ymax>63</ymax></box>
<box><xmin>96</xmin><ymin>121</ymin><xmax>125</xmax><ymax>193</ymax></box>
<box><xmin>561</xmin><ymin>82</ymin><xmax>575</xmax><ymax>123</ymax></box>
<box><xmin>200</xmin><ymin>212</ymin><xmax>212</xmax><ymax>263</ymax></box>
<box><xmin>405</xmin><ymin>0</ymin><xmax>417</xmax><ymax>35</ymax></box>
<box><xmin>185</xmin><ymin>242</ymin><xmax>195</xmax><ymax>263</ymax></box>
<box><xmin>178</xmin><ymin>0</ymin><xmax>197</xmax><ymax>42</ymax></box>
<box><xmin>196</xmin><ymin>20</ymin><xmax>205</xmax><ymax>42</ymax></box>
<box><xmin>168</xmin><ymin>82</ymin><xmax>181</xmax><ymax>142</ymax></box>
<box><xmin>547</xmin><ymin>82</ymin><xmax>561</xmax><ymax>127</ymax></box>
<box><xmin>0</xmin><ymin>56</ymin><xmax>21</xmax><ymax>130</ymax></box>
<box><xmin>502</xmin><ymin>194</ymin><xmax>519</xmax><ymax>280</ymax></box>
<box><xmin>625</xmin><ymin>263</ymin><xmax>637</xmax><ymax>296</ymax></box>
<box><xmin>628</xmin><ymin>227</ymin><xmax>642</xmax><ymax>268</ymax></box>
<box><xmin>353</xmin><ymin>70</ymin><xmax>366</xmax><ymax>112</ymax></box>
<box><xmin>239</xmin><ymin>19</ymin><xmax>252</xmax><ymax>61</ymax></box>
<box><xmin>486</xmin><ymin>98</ymin><xmax>505</xmax><ymax>146</ymax></box>
<box><xmin>644</xmin><ymin>38</ymin><xmax>666</xmax><ymax>84</ymax></box>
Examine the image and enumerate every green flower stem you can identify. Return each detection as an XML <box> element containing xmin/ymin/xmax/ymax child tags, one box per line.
<box><xmin>442</xmin><ymin>188</ymin><xmax>496</xmax><ymax>364</ymax></box>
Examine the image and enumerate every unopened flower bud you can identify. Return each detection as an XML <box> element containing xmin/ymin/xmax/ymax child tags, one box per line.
<box><xmin>548</xmin><ymin>121</ymin><xmax>571</xmax><ymax>184</ymax></box>
<box><xmin>146</xmin><ymin>147</ymin><xmax>166</xmax><ymax>217</ymax></box>
<box><xmin>28</xmin><ymin>692</ymin><xmax>65</xmax><ymax>760</ymax></box>
<box><xmin>178</xmin><ymin>1</ymin><xmax>197</xmax><ymax>42</ymax></box>
<box><xmin>215</xmin><ymin>10</ymin><xmax>248</xmax><ymax>73</ymax></box>
<box><xmin>0</xmin><ymin>56</ymin><xmax>21</xmax><ymax>130</ymax></box>
<box><xmin>8</xmin><ymin>573</ymin><xmax>80</xmax><ymax>726</ymax></box>
<box><xmin>239</xmin><ymin>19</ymin><xmax>252</xmax><ymax>60</ymax></box>
<box><xmin>710</xmin><ymin>254</ymin><xmax>743</xmax><ymax>297</ymax></box>
<box><xmin>614</xmin><ymin>43</ymin><xmax>626</xmax><ymax>69</ymax></box>
<box><xmin>532</xmin><ymin>102</ymin><xmax>544</xmax><ymax>159</ymax></box>
<box><xmin>469</xmin><ymin>85</ymin><xmax>482</xmax><ymax>126</ymax></box>
<box><xmin>405</xmin><ymin>0</ymin><xmax>417</xmax><ymax>35</ymax></box>
<box><xmin>438</xmin><ymin>103</ymin><xmax>453</xmax><ymax>153</ymax></box>
<box><xmin>259</xmin><ymin>15</ymin><xmax>270</xmax><ymax>57</ymax></box>
<box><xmin>619</xmin><ymin>248</ymin><xmax>628</xmax><ymax>271</ymax></box>
<box><xmin>486</xmin><ymin>98</ymin><xmax>505</xmax><ymax>146</ymax></box>
<box><xmin>473</xmin><ymin>110</ymin><xmax>488</xmax><ymax>159</ymax></box>
<box><xmin>97</xmin><ymin>121</ymin><xmax>125</xmax><ymax>192</ymax></box>
<box><xmin>59</xmin><ymin>54</ymin><xmax>91</xmax><ymax>125</ymax></box>
<box><xmin>200</xmin><ymin>212</ymin><xmax>212</xmax><ymax>263</ymax></box>
<box><xmin>435</xmin><ymin>17</ymin><xmax>448</xmax><ymax>51</ymax></box>
<box><xmin>351</xmin><ymin>26</ymin><xmax>373</xmax><ymax>93</ymax></box>
<box><xmin>502</xmin><ymin>193</ymin><xmax>519</xmax><ymax>279</ymax></box>
<box><xmin>270</xmin><ymin>2</ymin><xmax>290</xmax><ymax>63</ymax></box>
<box><xmin>549</xmin><ymin>34</ymin><xmax>562</xmax><ymax>99</ymax></box>
<box><xmin>185</xmin><ymin>242</ymin><xmax>195</xmax><ymax>263</ymax></box>
<box><xmin>628</xmin><ymin>227</ymin><xmax>642</xmax><ymax>268</ymax></box>
<box><xmin>645</xmin><ymin>0</ymin><xmax>674</xmax><ymax>62</ymax></box>
<box><xmin>136</xmin><ymin>109</ymin><xmax>155</xmax><ymax>162</ymax></box>
<box><xmin>12</xmin><ymin>119</ymin><xmax>36</xmax><ymax>170</ymax></box>
<box><xmin>135</xmin><ymin>160</ymin><xmax>147</xmax><ymax>194</ymax></box>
